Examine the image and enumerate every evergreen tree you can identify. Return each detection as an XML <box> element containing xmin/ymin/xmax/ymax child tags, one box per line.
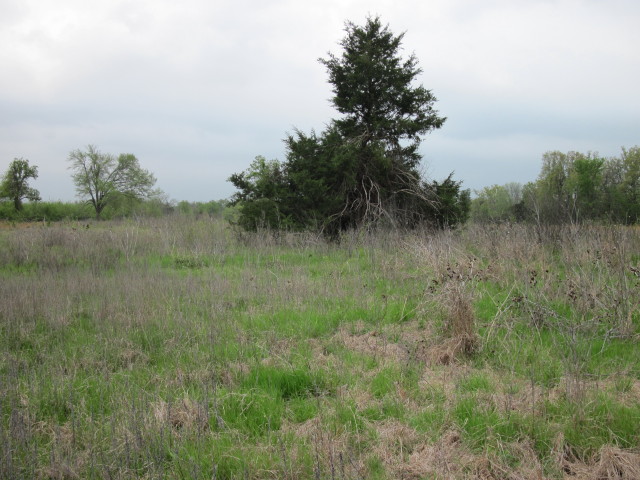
<box><xmin>424</xmin><ymin>175</ymin><xmax>470</xmax><ymax>228</ymax></box>
<box><xmin>308</xmin><ymin>16</ymin><xmax>447</xmax><ymax>231</ymax></box>
<box><xmin>228</xmin><ymin>156</ymin><xmax>289</xmax><ymax>230</ymax></box>
<box><xmin>229</xmin><ymin>16</ymin><xmax>468</xmax><ymax>234</ymax></box>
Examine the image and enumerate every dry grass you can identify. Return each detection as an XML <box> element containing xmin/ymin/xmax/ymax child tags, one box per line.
<box><xmin>1</xmin><ymin>218</ymin><xmax>638</xmax><ymax>479</ymax></box>
<box><xmin>555</xmin><ymin>433</ymin><xmax>640</xmax><ymax>480</ymax></box>
<box><xmin>335</xmin><ymin>325</ymin><xmax>411</xmax><ymax>365</ymax></box>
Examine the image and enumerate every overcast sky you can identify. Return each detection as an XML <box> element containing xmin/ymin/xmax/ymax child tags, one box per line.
<box><xmin>1</xmin><ymin>0</ymin><xmax>639</xmax><ymax>202</ymax></box>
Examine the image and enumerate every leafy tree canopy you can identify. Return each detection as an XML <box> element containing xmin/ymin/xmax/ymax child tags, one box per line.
<box><xmin>516</xmin><ymin>147</ymin><xmax>640</xmax><ymax>225</ymax></box>
<box><xmin>0</xmin><ymin>158</ymin><xmax>41</xmax><ymax>211</ymax></box>
<box><xmin>68</xmin><ymin>145</ymin><xmax>157</xmax><ymax>219</ymax></box>
<box><xmin>470</xmin><ymin>182</ymin><xmax>523</xmax><ymax>223</ymax></box>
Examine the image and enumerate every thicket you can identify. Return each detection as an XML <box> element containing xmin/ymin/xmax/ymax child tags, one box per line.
<box><xmin>175</xmin><ymin>199</ymin><xmax>228</xmax><ymax>217</ymax></box>
<box><xmin>0</xmin><ymin>201</ymin><xmax>91</xmax><ymax>222</ymax></box>
<box><xmin>0</xmin><ymin>198</ymin><xmax>232</xmax><ymax>223</ymax></box>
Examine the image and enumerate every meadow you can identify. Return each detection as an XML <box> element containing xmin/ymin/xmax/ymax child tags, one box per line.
<box><xmin>1</xmin><ymin>216</ymin><xmax>639</xmax><ymax>479</ymax></box>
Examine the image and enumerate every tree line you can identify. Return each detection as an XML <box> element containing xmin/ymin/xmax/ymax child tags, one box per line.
<box><xmin>471</xmin><ymin>147</ymin><xmax>640</xmax><ymax>225</ymax></box>
<box><xmin>0</xmin><ymin>146</ymin><xmax>159</xmax><ymax>221</ymax></box>
<box><xmin>0</xmin><ymin>149</ymin><xmax>230</xmax><ymax>221</ymax></box>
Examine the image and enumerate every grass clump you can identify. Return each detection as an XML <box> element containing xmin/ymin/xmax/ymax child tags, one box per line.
<box><xmin>243</xmin><ymin>364</ymin><xmax>330</xmax><ymax>400</ymax></box>
<box><xmin>457</xmin><ymin>373</ymin><xmax>493</xmax><ymax>393</ymax></box>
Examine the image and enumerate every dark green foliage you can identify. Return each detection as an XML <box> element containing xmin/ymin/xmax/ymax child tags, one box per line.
<box><xmin>284</xmin><ymin>127</ymin><xmax>357</xmax><ymax>231</ymax></box>
<box><xmin>0</xmin><ymin>158</ymin><xmax>40</xmax><ymax>211</ymax></box>
<box><xmin>322</xmin><ymin>18</ymin><xmax>445</xmax><ymax>148</ymax></box>
<box><xmin>228</xmin><ymin>156</ymin><xmax>290</xmax><ymax>230</ymax></box>
<box><xmin>424</xmin><ymin>174</ymin><xmax>471</xmax><ymax>228</ymax></box>
<box><xmin>229</xmin><ymin>17</ymin><xmax>469</xmax><ymax>235</ymax></box>
<box><xmin>314</xmin><ymin>17</ymin><xmax>449</xmax><ymax>232</ymax></box>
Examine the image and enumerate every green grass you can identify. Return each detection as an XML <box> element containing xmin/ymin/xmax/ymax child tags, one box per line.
<box><xmin>370</xmin><ymin>367</ymin><xmax>399</xmax><ymax>398</ymax></box>
<box><xmin>544</xmin><ymin>391</ymin><xmax>640</xmax><ymax>456</ymax></box>
<box><xmin>409</xmin><ymin>404</ymin><xmax>448</xmax><ymax>439</ymax></box>
<box><xmin>243</xmin><ymin>364</ymin><xmax>331</xmax><ymax>400</ymax></box>
<box><xmin>1</xmin><ymin>218</ymin><xmax>639</xmax><ymax>479</ymax></box>
<box><xmin>457</xmin><ymin>373</ymin><xmax>493</xmax><ymax>393</ymax></box>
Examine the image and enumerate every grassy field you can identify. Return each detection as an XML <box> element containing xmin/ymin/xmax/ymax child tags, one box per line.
<box><xmin>1</xmin><ymin>217</ymin><xmax>639</xmax><ymax>479</ymax></box>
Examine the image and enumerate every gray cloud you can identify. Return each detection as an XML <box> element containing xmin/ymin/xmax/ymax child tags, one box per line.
<box><xmin>1</xmin><ymin>0</ymin><xmax>638</xmax><ymax>201</ymax></box>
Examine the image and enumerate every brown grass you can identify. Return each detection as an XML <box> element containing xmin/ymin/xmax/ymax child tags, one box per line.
<box><xmin>555</xmin><ymin>433</ymin><xmax>640</xmax><ymax>480</ymax></box>
<box><xmin>152</xmin><ymin>396</ymin><xmax>209</xmax><ymax>431</ymax></box>
<box><xmin>335</xmin><ymin>325</ymin><xmax>410</xmax><ymax>365</ymax></box>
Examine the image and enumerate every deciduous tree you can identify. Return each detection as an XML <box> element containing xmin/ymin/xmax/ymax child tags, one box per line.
<box><xmin>0</xmin><ymin>158</ymin><xmax>41</xmax><ymax>211</ymax></box>
<box><xmin>68</xmin><ymin>145</ymin><xmax>157</xmax><ymax>219</ymax></box>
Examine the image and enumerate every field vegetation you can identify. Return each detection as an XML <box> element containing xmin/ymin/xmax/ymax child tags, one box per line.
<box><xmin>1</xmin><ymin>216</ymin><xmax>639</xmax><ymax>479</ymax></box>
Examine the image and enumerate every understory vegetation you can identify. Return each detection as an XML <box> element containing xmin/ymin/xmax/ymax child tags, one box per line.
<box><xmin>1</xmin><ymin>217</ymin><xmax>639</xmax><ymax>479</ymax></box>
<box><xmin>0</xmin><ymin>198</ymin><xmax>225</xmax><ymax>223</ymax></box>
